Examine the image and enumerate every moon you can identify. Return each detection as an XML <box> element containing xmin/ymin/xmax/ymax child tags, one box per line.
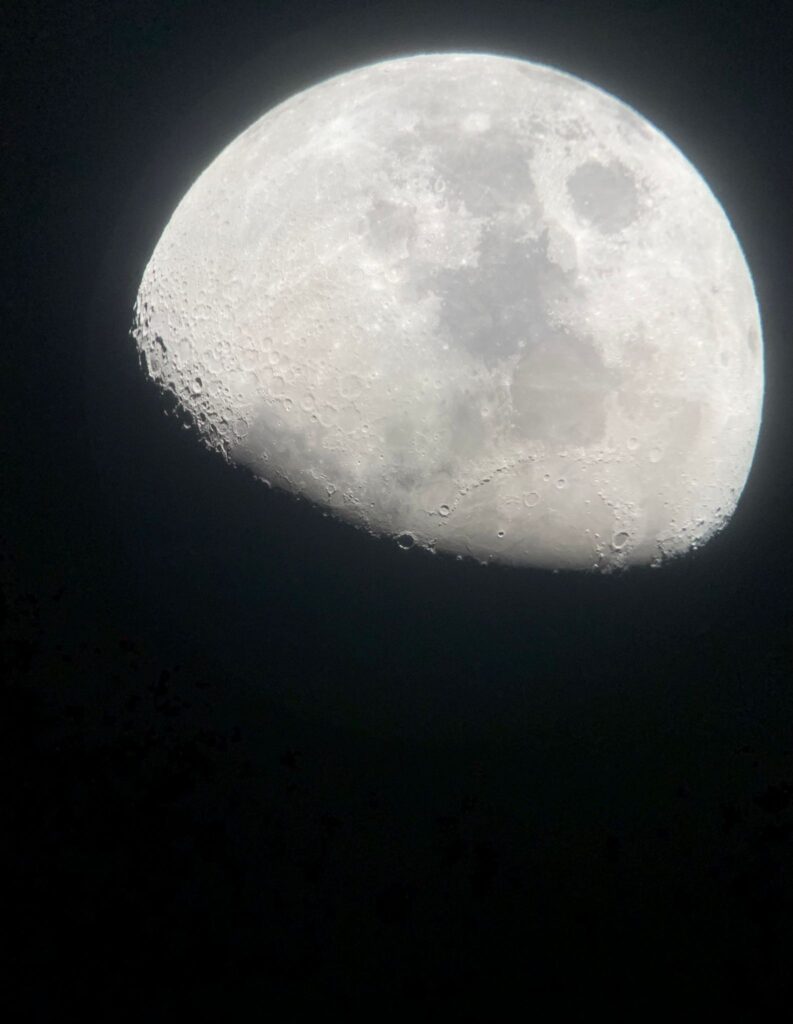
<box><xmin>133</xmin><ymin>52</ymin><xmax>763</xmax><ymax>571</ymax></box>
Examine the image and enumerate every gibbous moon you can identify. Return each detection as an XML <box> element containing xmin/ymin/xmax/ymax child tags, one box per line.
<box><xmin>133</xmin><ymin>52</ymin><xmax>763</xmax><ymax>571</ymax></box>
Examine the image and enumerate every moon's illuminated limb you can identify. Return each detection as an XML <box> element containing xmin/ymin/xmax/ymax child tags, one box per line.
<box><xmin>133</xmin><ymin>52</ymin><xmax>763</xmax><ymax>571</ymax></box>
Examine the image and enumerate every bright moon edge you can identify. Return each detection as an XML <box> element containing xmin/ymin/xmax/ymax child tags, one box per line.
<box><xmin>132</xmin><ymin>52</ymin><xmax>763</xmax><ymax>572</ymax></box>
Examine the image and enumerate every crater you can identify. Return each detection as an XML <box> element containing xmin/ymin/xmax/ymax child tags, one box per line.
<box><xmin>567</xmin><ymin>159</ymin><xmax>639</xmax><ymax>234</ymax></box>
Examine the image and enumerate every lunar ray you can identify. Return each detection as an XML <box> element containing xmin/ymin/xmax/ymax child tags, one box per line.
<box><xmin>133</xmin><ymin>52</ymin><xmax>763</xmax><ymax>571</ymax></box>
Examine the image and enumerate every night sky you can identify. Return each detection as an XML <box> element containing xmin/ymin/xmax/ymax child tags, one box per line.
<box><xmin>5</xmin><ymin>0</ymin><xmax>793</xmax><ymax>1016</ymax></box>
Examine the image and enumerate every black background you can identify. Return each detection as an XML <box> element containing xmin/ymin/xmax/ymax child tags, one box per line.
<box><xmin>4</xmin><ymin>0</ymin><xmax>793</xmax><ymax>1016</ymax></box>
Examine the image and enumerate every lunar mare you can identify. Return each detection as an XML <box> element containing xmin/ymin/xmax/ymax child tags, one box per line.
<box><xmin>133</xmin><ymin>52</ymin><xmax>763</xmax><ymax>570</ymax></box>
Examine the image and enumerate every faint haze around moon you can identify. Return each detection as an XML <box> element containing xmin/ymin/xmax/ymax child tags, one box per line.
<box><xmin>133</xmin><ymin>52</ymin><xmax>763</xmax><ymax>571</ymax></box>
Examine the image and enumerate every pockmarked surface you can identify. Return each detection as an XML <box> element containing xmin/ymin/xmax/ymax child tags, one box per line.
<box><xmin>134</xmin><ymin>53</ymin><xmax>763</xmax><ymax>570</ymax></box>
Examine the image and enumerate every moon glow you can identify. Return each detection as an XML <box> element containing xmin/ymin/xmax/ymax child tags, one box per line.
<box><xmin>133</xmin><ymin>52</ymin><xmax>763</xmax><ymax>571</ymax></box>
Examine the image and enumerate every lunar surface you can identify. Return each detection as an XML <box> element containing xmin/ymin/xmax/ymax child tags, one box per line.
<box><xmin>133</xmin><ymin>52</ymin><xmax>763</xmax><ymax>570</ymax></box>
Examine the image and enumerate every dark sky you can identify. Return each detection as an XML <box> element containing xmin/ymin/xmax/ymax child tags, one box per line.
<box><xmin>4</xmin><ymin>0</ymin><xmax>793</xmax><ymax>1016</ymax></box>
